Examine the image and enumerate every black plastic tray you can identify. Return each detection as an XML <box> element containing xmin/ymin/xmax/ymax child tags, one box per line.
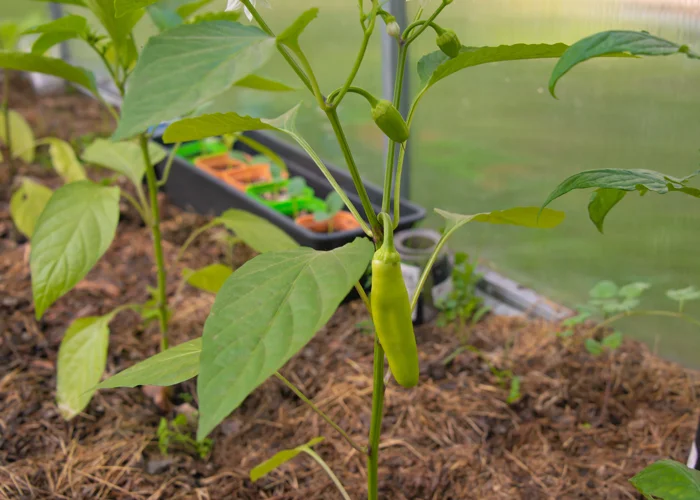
<box><xmin>153</xmin><ymin>131</ymin><xmax>426</xmax><ymax>250</ymax></box>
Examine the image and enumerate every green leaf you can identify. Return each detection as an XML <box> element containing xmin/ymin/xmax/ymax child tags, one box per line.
<box><xmin>184</xmin><ymin>11</ymin><xmax>241</xmax><ymax>24</ymax></box>
<box><xmin>176</xmin><ymin>0</ymin><xmax>214</xmax><ymax>18</ymax></box>
<box><xmin>543</xmin><ymin>169</ymin><xmax>700</xmax><ymax>215</ymax></box>
<box><xmin>56</xmin><ymin>312</ymin><xmax>115</xmax><ymax>419</ymax></box>
<box><xmin>215</xmin><ymin>209</ymin><xmax>298</xmax><ymax>253</ymax></box>
<box><xmin>325</xmin><ymin>191</ymin><xmax>344</xmax><ymax>216</ymax></box>
<box><xmin>31</xmin><ymin>181</ymin><xmax>120</xmax><ymax>319</ymax></box>
<box><xmin>197</xmin><ymin>238</ymin><xmax>374</xmax><ymax>439</ymax></box>
<box><xmin>0</xmin><ymin>52</ymin><xmax>97</xmax><ymax>93</ymax></box>
<box><xmin>0</xmin><ymin>22</ymin><xmax>20</xmax><ymax>51</ymax></box>
<box><xmin>667</xmin><ymin>286</ymin><xmax>700</xmax><ymax>303</ymax></box>
<box><xmin>47</xmin><ymin>138</ymin><xmax>87</xmax><ymax>183</ymax></box>
<box><xmin>163</xmin><ymin>112</ymin><xmax>277</xmax><ymax>143</ymax></box>
<box><xmin>584</xmin><ymin>338</ymin><xmax>603</xmax><ymax>356</ymax></box>
<box><xmin>23</xmin><ymin>15</ymin><xmax>88</xmax><ymax>35</ymax></box>
<box><xmin>113</xmin><ymin>0</ymin><xmax>157</xmax><ymax>17</ymax></box>
<box><xmin>98</xmin><ymin>338</ymin><xmax>202</xmax><ymax>389</ymax></box>
<box><xmin>276</xmin><ymin>8</ymin><xmax>318</xmax><ymax>52</ymax></box>
<box><xmin>148</xmin><ymin>4</ymin><xmax>184</xmax><ymax>31</ymax></box>
<box><xmin>32</xmin><ymin>32</ymin><xmax>82</xmax><ymax>56</ymax></box>
<box><xmin>84</xmin><ymin>0</ymin><xmax>142</xmax><ymax>67</ymax></box>
<box><xmin>417</xmin><ymin>43</ymin><xmax>568</xmax><ymax>91</ymax></box>
<box><xmin>630</xmin><ymin>460</ymin><xmax>700</xmax><ymax>500</ymax></box>
<box><xmin>590</xmin><ymin>280</ymin><xmax>618</xmax><ymax>299</ymax></box>
<box><xmin>561</xmin><ymin>311</ymin><xmax>591</xmax><ymax>327</ymax></box>
<box><xmin>550</xmin><ymin>31</ymin><xmax>700</xmax><ymax>97</ymax></box>
<box><xmin>619</xmin><ymin>282</ymin><xmax>650</xmax><ymax>299</ymax></box>
<box><xmin>506</xmin><ymin>376</ymin><xmax>521</xmax><ymax>404</ymax></box>
<box><xmin>435</xmin><ymin>206</ymin><xmax>566</xmax><ymax>230</ymax></box>
<box><xmin>233</xmin><ymin>74</ymin><xmax>295</xmax><ymax>92</ymax></box>
<box><xmin>250</xmin><ymin>437</ymin><xmax>324</xmax><ymax>482</ymax></box>
<box><xmin>10</xmin><ymin>178</ymin><xmax>53</xmax><ymax>238</ymax></box>
<box><xmin>31</xmin><ymin>0</ymin><xmax>87</xmax><ymax>5</ymax></box>
<box><xmin>82</xmin><ymin>138</ymin><xmax>166</xmax><ymax>187</ymax></box>
<box><xmin>602</xmin><ymin>331</ymin><xmax>623</xmax><ymax>350</ymax></box>
<box><xmin>0</xmin><ymin>109</ymin><xmax>35</xmax><ymax>163</ymax></box>
<box><xmin>113</xmin><ymin>21</ymin><xmax>275</xmax><ymax>140</ymax></box>
<box><xmin>183</xmin><ymin>264</ymin><xmax>233</xmax><ymax>294</ymax></box>
<box><xmin>587</xmin><ymin>188</ymin><xmax>626</xmax><ymax>234</ymax></box>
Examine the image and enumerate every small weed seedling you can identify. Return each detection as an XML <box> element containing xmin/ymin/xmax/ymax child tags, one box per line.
<box><xmin>157</xmin><ymin>414</ymin><xmax>213</xmax><ymax>459</ymax></box>
<box><xmin>436</xmin><ymin>251</ymin><xmax>490</xmax><ymax>332</ymax></box>
<box><xmin>312</xmin><ymin>191</ymin><xmax>345</xmax><ymax>232</ymax></box>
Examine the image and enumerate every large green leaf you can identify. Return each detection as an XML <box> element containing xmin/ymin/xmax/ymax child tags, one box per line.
<box><xmin>114</xmin><ymin>0</ymin><xmax>158</xmax><ymax>17</ymax></box>
<box><xmin>550</xmin><ymin>31</ymin><xmax>700</xmax><ymax>97</ymax></box>
<box><xmin>197</xmin><ymin>238</ymin><xmax>374</xmax><ymax>439</ymax></box>
<box><xmin>81</xmin><ymin>138</ymin><xmax>166</xmax><ymax>186</ymax></box>
<box><xmin>32</xmin><ymin>32</ymin><xmax>84</xmax><ymax>56</ymax></box>
<box><xmin>435</xmin><ymin>206</ymin><xmax>565</xmax><ymax>229</ymax></box>
<box><xmin>31</xmin><ymin>181</ymin><xmax>120</xmax><ymax>319</ymax></box>
<box><xmin>10</xmin><ymin>178</ymin><xmax>53</xmax><ymax>238</ymax></box>
<box><xmin>417</xmin><ymin>43</ymin><xmax>568</xmax><ymax>91</ymax></box>
<box><xmin>587</xmin><ymin>188</ymin><xmax>626</xmax><ymax>233</ymax></box>
<box><xmin>250</xmin><ymin>437</ymin><xmax>324</xmax><ymax>482</ymax></box>
<box><xmin>216</xmin><ymin>209</ymin><xmax>298</xmax><ymax>253</ymax></box>
<box><xmin>276</xmin><ymin>8</ymin><xmax>318</xmax><ymax>53</ymax></box>
<box><xmin>542</xmin><ymin>169</ymin><xmax>700</xmax><ymax>230</ymax></box>
<box><xmin>84</xmin><ymin>0</ymin><xmax>142</xmax><ymax>68</ymax></box>
<box><xmin>183</xmin><ymin>264</ymin><xmax>233</xmax><ymax>294</ymax></box>
<box><xmin>233</xmin><ymin>74</ymin><xmax>295</xmax><ymax>92</ymax></box>
<box><xmin>23</xmin><ymin>15</ymin><xmax>88</xmax><ymax>35</ymax></box>
<box><xmin>0</xmin><ymin>109</ymin><xmax>35</xmax><ymax>163</ymax></box>
<box><xmin>113</xmin><ymin>21</ymin><xmax>275</xmax><ymax>140</ymax></box>
<box><xmin>147</xmin><ymin>4</ymin><xmax>183</xmax><ymax>32</ymax></box>
<box><xmin>98</xmin><ymin>338</ymin><xmax>202</xmax><ymax>389</ymax></box>
<box><xmin>47</xmin><ymin>138</ymin><xmax>87</xmax><ymax>183</ymax></box>
<box><xmin>0</xmin><ymin>52</ymin><xmax>96</xmax><ymax>93</ymax></box>
<box><xmin>185</xmin><ymin>11</ymin><xmax>241</xmax><ymax>25</ymax></box>
<box><xmin>56</xmin><ymin>312</ymin><xmax>115</xmax><ymax>419</ymax></box>
<box><xmin>176</xmin><ymin>0</ymin><xmax>214</xmax><ymax>19</ymax></box>
<box><xmin>163</xmin><ymin>113</ymin><xmax>276</xmax><ymax>143</ymax></box>
<box><xmin>630</xmin><ymin>460</ymin><xmax>700</xmax><ymax>500</ymax></box>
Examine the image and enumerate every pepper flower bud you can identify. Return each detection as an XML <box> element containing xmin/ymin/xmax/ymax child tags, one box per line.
<box><xmin>436</xmin><ymin>29</ymin><xmax>461</xmax><ymax>58</ymax></box>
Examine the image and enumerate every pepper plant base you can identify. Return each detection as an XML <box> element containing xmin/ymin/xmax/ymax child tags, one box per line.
<box><xmin>1</xmin><ymin>196</ymin><xmax>696</xmax><ymax>498</ymax></box>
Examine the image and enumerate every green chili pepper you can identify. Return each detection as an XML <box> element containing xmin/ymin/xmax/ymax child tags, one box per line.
<box><xmin>436</xmin><ymin>29</ymin><xmax>461</xmax><ymax>59</ymax></box>
<box><xmin>371</xmin><ymin>213</ymin><xmax>419</xmax><ymax>388</ymax></box>
<box><xmin>371</xmin><ymin>100</ymin><xmax>410</xmax><ymax>143</ymax></box>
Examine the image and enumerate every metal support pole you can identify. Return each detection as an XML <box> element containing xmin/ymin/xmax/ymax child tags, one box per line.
<box><xmin>381</xmin><ymin>0</ymin><xmax>411</xmax><ymax>202</ymax></box>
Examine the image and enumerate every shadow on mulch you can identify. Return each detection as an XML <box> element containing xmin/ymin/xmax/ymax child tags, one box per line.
<box><xmin>1</xmin><ymin>77</ymin><xmax>698</xmax><ymax>500</ymax></box>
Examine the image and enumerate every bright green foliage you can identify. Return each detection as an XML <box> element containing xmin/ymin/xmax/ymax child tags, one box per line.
<box><xmin>114</xmin><ymin>0</ymin><xmax>158</xmax><ymax>17</ymax></box>
<box><xmin>176</xmin><ymin>0</ymin><xmax>215</xmax><ymax>19</ymax></box>
<box><xmin>98</xmin><ymin>339</ymin><xmax>202</xmax><ymax>389</ymax></box>
<box><xmin>250</xmin><ymin>437</ymin><xmax>324</xmax><ymax>482</ymax></box>
<box><xmin>0</xmin><ymin>53</ymin><xmax>97</xmax><ymax>93</ymax></box>
<box><xmin>183</xmin><ymin>264</ymin><xmax>233</xmax><ymax>294</ymax></box>
<box><xmin>216</xmin><ymin>209</ymin><xmax>298</xmax><ymax>253</ymax></box>
<box><xmin>666</xmin><ymin>286</ymin><xmax>700</xmax><ymax>313</ymax></box>
<box><xmin>233</xmin><ymin>74</ymin><xmax>296</xmax><ymax>92</ymax></box>
<box><xmin>147</xmin><ymin>5</ymin><xmax>184</xmax><ymax>31</ymax></box>
<box><xmin>31</xmin><ymin>181</ymin><xmax>120</xmax><ymax>319</ymax></box>
<box><xmin>436</xmin><ymin>206</ymin><xmax>565</xmax><ymax>230</ymax></box>
<box><xmin>82</xmin><ymin>138</ymin><xmax>166</xmax><ymax>187</ymax></box>
<box><xmin>313</xmin><ymin>192</ymin><xmax>344</xmax><ymax>222</ymax></box>
<box><xmin>10</xmin><ymin>179</ymin><xmax>53</xmax><ymax>238</ymax></box>
<box><xmin>584</xmin><ymin>279</ymin><xmax>650</xmax><ymax>316</ymax></box>
<box><xmin>84</xmin><ymin>0</ymin><xmax>143</xmax><ymax>67</ymax></box>
<box><xmin>197</xmin><ymin>238</ymin><xmax>374</xmax><ymax>439</ymax></box>
<box><xmin>550</xmin><ymin>30</ymin><xmax>700</xmax><ymax>97</ymax></box>
<box><xmin>157</xmin><ymin>414</ymin><xmax>212</xmax><ymax>458</ymax></box>
<box><xmin>587</xmin><ymin>188</ymin><xmax>626</xmax><ymax>233</ymax></box>
<box><xmin>437</xmin><ymin>252</ymin><xmax>487</xmax><ymax>328</ymax></box>
<box><xmin>114</xmin><ymin>21</ymin><xmax>276</xmax><ymax>140</ymax></box>
<box><xmin>47</xmin><ymin>138</ymin><xmax>87</xmax><ymax>183</ymax></box>
<box><xmin>276</xmin><ymin>8</ymin><xmax>318</xmax><ymax>54</ymax></box>
<box><xmin>163</xmin><ymin>112</ymin><xmax>277</xmax><ymax>143</ymax></box>
<box><xmin>0</xmin><ymin>109</ymin><xmax>36</xmax><ymax>163</ymax></box>
<box><xmin>56</xmin><ymin>312</ymin><xmax>116</xmax><ymax>419</ymax></box>
<box><xmin>630</xmin><ymin>460</ymin><xmax>700</xmax><ymax>499</ymax></box>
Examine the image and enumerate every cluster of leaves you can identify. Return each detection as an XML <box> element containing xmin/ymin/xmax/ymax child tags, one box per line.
<box><xmin>157</xmin><ymin>414</ymin><xmax>213</xmax><ymax>459</ymax></box>
<box><xmin>436</xmin><ymin>252</ymin><xmax>489</xmax><ymax>328</ymax></box>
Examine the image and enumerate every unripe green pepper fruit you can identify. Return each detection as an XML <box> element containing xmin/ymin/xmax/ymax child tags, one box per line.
<box><xmin>371</xmin><ymin>100</ymin><xmax>410</xmax><ymax>143</ymax></box>
<box><xmin>371</xmin><ymin>213</ymin><xmax>419</xmax><ymax>388</ymax></box>
<box><xmin>436</xmin><ymin>29</ymin><xmax>461</xmax><ymax>59</ymax></box>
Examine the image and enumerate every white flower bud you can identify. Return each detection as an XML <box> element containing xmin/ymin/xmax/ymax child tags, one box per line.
<box><xmin>386</xmin><ymin>20</ymin><xmax>400</xmax><ymax>38</ymax></box>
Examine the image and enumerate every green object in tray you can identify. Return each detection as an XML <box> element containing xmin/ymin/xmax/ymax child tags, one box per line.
<box><xmin>176</xmin><ymin>139</ymin><xmax>228</xmax><ymax>159</ymax></box>
<box><xmin>246</xmin><ymin>179</ymin><xmax>317</xmax><ymax>217</ymax></box>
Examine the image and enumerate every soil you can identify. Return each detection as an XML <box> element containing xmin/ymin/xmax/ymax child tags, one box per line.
<box><xmin>2</xmin><ymin>78</ymin><xmax>699</xmax><ymax>500</ymax></box>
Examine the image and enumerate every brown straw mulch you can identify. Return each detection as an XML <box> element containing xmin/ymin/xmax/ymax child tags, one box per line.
<box><xmin>1</xmin><ymin>75</ymin><xmax>698</xmax><ymax>500</ymax></box>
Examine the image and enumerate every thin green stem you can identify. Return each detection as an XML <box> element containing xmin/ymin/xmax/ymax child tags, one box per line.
<box><xmin>405</xmin><ymin>3</ymin><xmax>448</xmax><ymax>44</ymax></box>
<box><xmin>589</xmin><ymin>310</ymin><xmax>700</xmax><ymax>336</ymax></box>
<box><xmin>157</xmin><ymin>142</ymin><xmax>181</xmax><ymax>188</ymax></box>
<box><xmin>140</xmin><ymin>134</ymin><xmax>169</xmax><ymax>351</ymax></box>
<box><xmin>410</xmin><ymin>225</ymin><xmax>456</xmax><ymax>311</ymax></box>
<box><xmin>239</xmin><ymin>0</ymin><xmax>314</xmax><ymax>94</ymax></box>
<box><xmin>354</xmin><ymin>281</ymin><xmax>371</xmax><ymax>315</ymax></box>
<box><xmin>402</xmin><ymin>19</ymin><xmax>440</xmax><ymax>39</ymax></box>
<box><xmin>302</xmin><ymin>448</ymin><xmax>352</xmax><ymax>500</ymax></box>
<box><xmin>392</xmin><ymin>144</ymin><xmax>407</xmax><ymax>228</ymax></box>
<box><xmin>324</xmin><ymin>109</ymin><xmax>380</xmax><ymax>235</ymax></box>
<box><xmin>291</xmin><ymin>48</ymin><xmax>326</xmax><ymax>109</ymax></box>
<box><xmin>121</xmin><ymin>190</ymin><xmax>149</xmax><ymax>223</ymax></box>
<box><xmin>3</xmin><ymin>69</ymin><xmax>15</xmax><ymax>183</ymax></box>
<box><xmin>329</xmin><ymin>9</ymin><xmax>377</xmax><ymax>107</ymax></box>
<box><xmin>367</xmin><ymin>335</ymin><xmax>385</xmax><ymax>500</ymax></box>
<box><xmin>274</xmin><ymin>372</ymin><xmax>367</xmax><ymax>454</ymax></box>
<box><xmin>177</xmin><ymin>219</ymin><xmax>220</xmax><ymax>261</ymax></box>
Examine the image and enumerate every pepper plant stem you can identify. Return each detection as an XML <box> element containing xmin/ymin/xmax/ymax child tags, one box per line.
<box><xmin>367</xmin><ymin>336</ymin><xmax>385</xmax><ymax>500</ymax></box>
<box><xmin>274</xmin><ymin>372</ymin><xmax>367</xmax><ymax>454</ymax></box>
<box><xmin>140</xmin><ymin>134</ymin><xmax>169</xmax><ymax>351</ymax></box>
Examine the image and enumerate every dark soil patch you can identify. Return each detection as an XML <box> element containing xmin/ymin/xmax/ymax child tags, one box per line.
<box><xmin>1</xmin><ymin>82</ymin><xmax>698</xmax><ymax>500</ymax></box>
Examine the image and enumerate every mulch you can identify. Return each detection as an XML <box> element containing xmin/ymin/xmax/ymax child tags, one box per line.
<box><xmin>1</xmin><ymin>74</ymin><xmax>698</xmax><ymax>500</ymax></box>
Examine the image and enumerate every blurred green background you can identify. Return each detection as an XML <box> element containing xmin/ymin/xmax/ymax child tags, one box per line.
<box><xmin>5</xmin><ymin>0</ymin><xmax>700</xmax><ymax>365</ymax></box>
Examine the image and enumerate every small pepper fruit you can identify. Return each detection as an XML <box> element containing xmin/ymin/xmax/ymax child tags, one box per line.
<box><xmin>371</xmin><ymin>213</ymin><xmax>419</xmax><ymax>388</ymax></box>
<box><xmin>371</xmin><ymin>100</ymin><xmax>410</xmax><ymax>143</ymax></box>
<box><xmin>436</xmin><ymin>29</ymin><xmax>461</xmax><ymax>59</ymax></box>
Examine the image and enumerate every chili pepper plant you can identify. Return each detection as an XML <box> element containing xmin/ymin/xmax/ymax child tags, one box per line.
<box><xmin>89</xmin><ymin>0</ymin><xmax>579</xmax><ymax>496</ymax></box>
<box><xmin>538</xmin><ymin>30</ymin><xmax>700</xmax><ymax>498</ymax></box>
<box><xmin>0</xmin><ymin>0</ymin><xmax>293</xmax><ymax>420</ymax></box>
